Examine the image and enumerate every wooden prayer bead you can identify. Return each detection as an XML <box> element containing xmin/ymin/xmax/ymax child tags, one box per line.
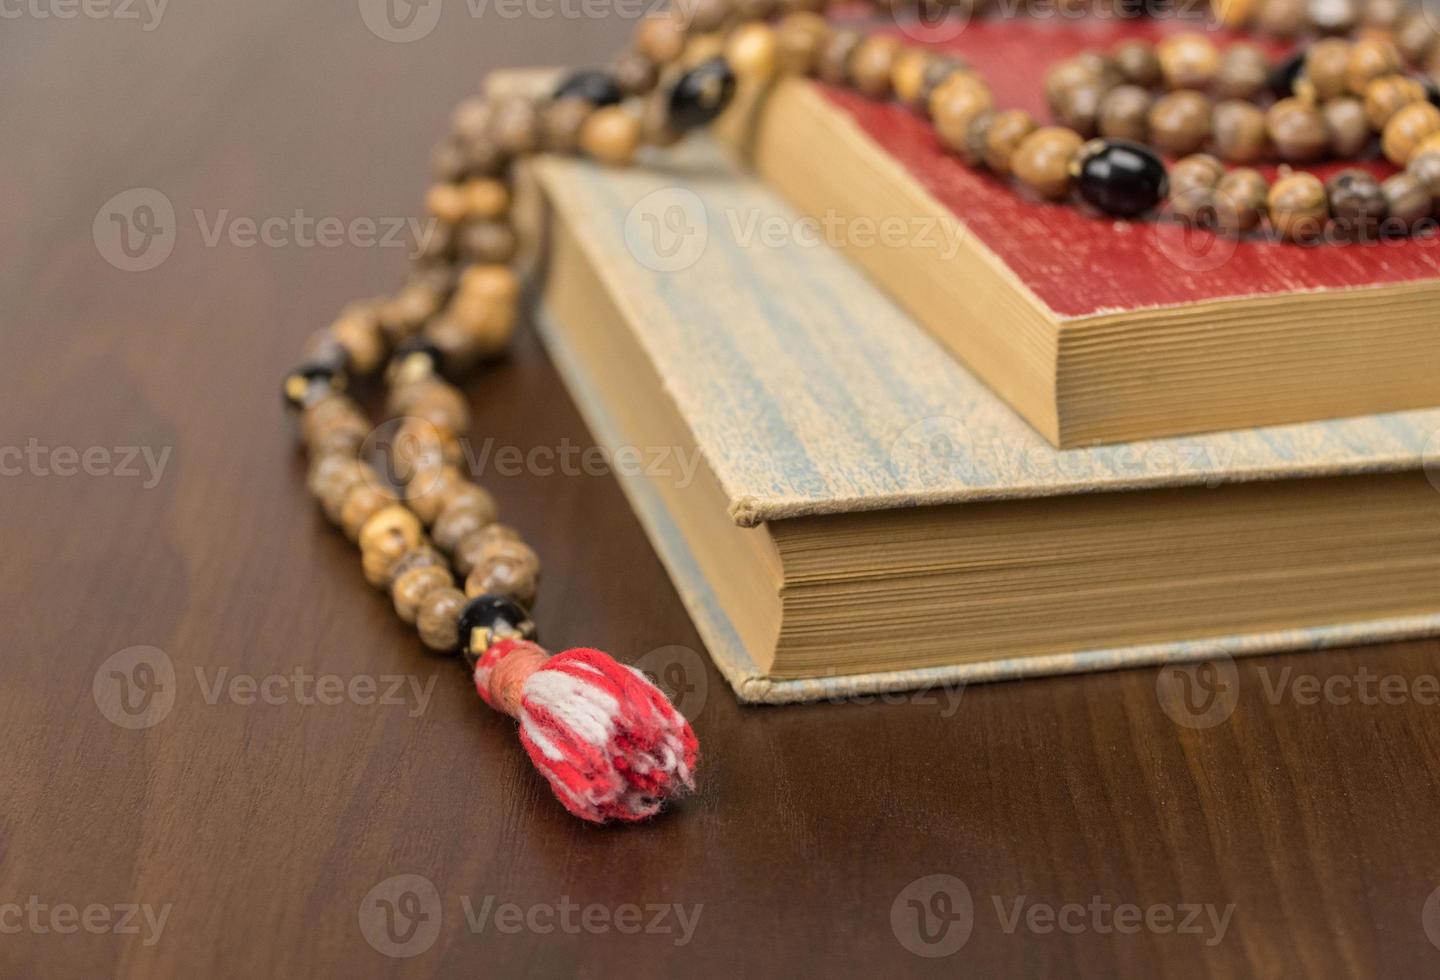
<box><xmin>1051</xmin><ymin>82</ymin><xmax>1106</xmax><ymax>139</ymax></box>
<box><xmin>1217</xmin><ymin>0</ymin><xmax>1261</xmax><ymax>25</ymax></box>
<box><xmin>1214</xmin><ymin>43</ymin><xmax>1271</xmax><ymax>100</ymax></box>
<box><xmin>891</xmin><ymin>48</ymin><xmax>932</xmax><ymax>107</ymax></box>
<box><xmin>1346</xmin><ymin>37</ymin><xmax>1401</xmax><ymax>95</ymax></box>
<box><xmin>1268</xmin><ymin>171</ymin><xmax>1330</xmax><ymax>242</ymax></box>
<box><xmin>340</xmin><ymin>483</ymin><xmax>396</xmax><ymax>542</ymax></box>
<box><xmin>378</xmin><ymin>282</ymin><xmax>442</xmax><ymax>343</ymax></box>
<box><xmin>462</xmin><ymin>178</ymin><xmax>510</xmax><ymax>220</ymax></box>
<box><xmin>417</xmin><ymin>586</ymin><xmax>467</xmax><ymax>652</ymax></box>
<box><xmin>680</xmin><ymin>0</ymin><xmax>729</xmax><ymax>34</ymax></box>
<box><xmin>929</xmin><ymin>74</ymin><xmax>994</xmax><ymax>155</ymax></box>
<box><xmin>1304</xmin><ymin>38</ymin><xmax>1353</xmax><ymax>101</ymax></box>
<box><xmin>542</xmin><ymin>97</ymin><xmax>593</xmax><ymax>154</ymax></box>
<box><xmin>1070</xmin><ymin>52</ymin><xmax>1121</xmax><ymax>89</ymax></box>
<box><xmin>1044</xmin><ymin>57</ymin><xmax>1106</xmax><ymax>108</ymax></box>
<box><xmin>387</xmin><ymin>373</ymin><xmax>441</xmax><ymax>416</ymax></box>
<box><xmin>1112</xmin><ymin>40</ymin><xmax>1161</xmax><ymax>87</ymax></box>
<box><xmin>1323</xmin><ymin>97</ymin><xmax>1372</xmax><ymax>157</ymax></box>
<box><xmin>392</xmin><ymin>565</ymin><xmax>455</xmax><ymax>624</ymax></box>
<box><xmin>1214</xmin><ymin>168</ymin><xmax>1270</xmax><ymax>233</ymax></box>
<box><xmin>301</xmin><ymin>395</ymin><xmax>363</xmax><ymax>446</ymax></box>
<box><xmin>1382</xmin><ymin>171</ymin><xmax>1434</xmax><ymax>226</ymax></box>
<box><xmin>391</xmin><ymin>419</ymin><xmax>461</xmax><ymax>481</ymax></box>
<box><xmin>1267</xmin><ymin>97</ymin><xmax>1331</xmax><ymax>161</ymax></box>
<box><xmin>451</xmin><ymin>96</ymin><xmax>492</xmax><ymax>140</ymax></box>
<box><xmin>387</xmin><ymin>545</ymin><xmax>448</xmax><ymax>581</ymax></box>
<box><xmin>1311</xmin><ymin>0</ymin><xmax>1360</xmax><ymax>34</ymax></box>
<box><xmin>816</xmin><ymin>28</ymin><xmax>860</xmax><ymax>86</ymax></box>
<box><xmin>1147</xmin><ymin>91</ymin><xmax>1212</xmax><ymax>156</ymax></box>
<box><xmin>449</xmin><ymin>293</ymin><xmax>517</xmax><ymax>356</ymax></box>
<box><xmin>681</xmin><ymin>33</ymin><xmax>726</xmax><ymax>70</ymax></box>
<box><xmin>1413</xmin><ymin>132</ymin><xmax>1440</xmax><ymax>161</ymax></box>
<box><xmin>330</xmin><ymin>305</ymin><xmax>385</xmax><ymax>375</ymax></box>
<box><xmin>460</xmin><ymin>135</ymin><xmax>508</xmax><ymax>178</ymax></box>
<box><xmin>1097</xmin><ymin>86</ymin><xmax>1151</xmax><ymax>142</ymax></box>
<box><xmin>453</xmin><ymin>522</ymin><xmax>522</xmax><ymax>577</ymax></box>
<box><xmin>918</xmin><ymin>56</ymin><xmax>967</xmax><ymax>108</ymax></box>
<box><xmin>1167</xmin><ymin>154</ymin><xmax>1225</xmax><ymax>221</ymax></box>
<box><xmin>424</xmin><ymin>316</ymin><xmax>484</xmax><ymax>375</ymax></box>
<box><xmin>1362</xmin><ymin>0</ymin><xmax>1403</xmax><ymax>26</ymax></box>
<box><xmin>407</xmin><ymin>263</ymin><xmax>458</xmax><ymax>299</ymax></box>
<box><xmin>775</xmin><ymin>12</ymin><xmax>828</xmax><ymax>76</ymax></box>
<box><xmin>489</xmin><ymin>95</ymin><xmax>540</xmax><ymax>156</ymax></box>
<box><xmin>363</xmin><ymin>533</ymin><xmax>418</xmax><ymax>590</ymax></box>
<box><xmin>1382</xmin><ymin>101</ymin><xmax>1440</xmax><ymax>164</ymax></box>
<box><xmin>1364</xmin><ymin>74</ymin><xmax>1425</xmax><ymax>129</ymax></box>
<box><xmin>310</xmin><ymin>456</ymin><xmax>371</xmax><ymax>522</ymax></box>
<box><xmin>306</xmin><ymin>453</ymin><xmax>360</xmax><ymax>501</ymax></box>
<box><xmin>413</xmin><ymin>221</ymin><xmax>455</xmax><ymax>265</ymax></box>
<box><xmin>466</xmin><ymin>541</ymin><xmax>541</xmax><ymax>607</ymax></box>
<box><xmin>430</xmin><ymin>138</ymin><xmax>468</xmax><ymax>184</ymax></box>
<box><xmin>1157</xmin><ymin>34</ymin><xmax>1220</xmax><ymax>91</ymax></box>
<box><xmin>460</xmin><ymin>264</ymin><xmax>520</xmax><ymax>303</ymax></box>
<box><xmin>1213</xmin><ymin>100</ymin><xmax>1269</xmax><ymax>163</ymax></box>
<box><xmin>1395</xmin><ymin>8</ymin><xmax>1439</xmax><ymax>64</ymax></box>
<box><xmin>425</xmin><ymin>183</ymin><xmax>469</xmax><ymax>224</ymax></box>
<box><xmin>635</xmin><ymin>13</ymin><xmax>685</xmax><ymax>64</ymax></box>
<box><xmin>405</xmin><ymin>381</ymin><xmax>470</xmax><ymax>434</ymax></box>
<box><xmin>726</xmin><ymin>23</ymin><xmax>779</xmax><ymax>81</ymax></box>
<box><xmin>733</xmin><ymin>0</ymin><xmax>775</xmax><ymax>21</ymax></box>
<box><xmin>1258</xmin><ymin>0</ymin><xmax>1309</xmax><ymax>35</ymax></box>
<box><xmin>984</xmin><ymin>110</ymin><xmax>1037</xmax><ymax>175</ymax></box>
<box><xmin>457</xmin><ymin>220</ymin><xmax>518</xmax><ymax>264</ymax></box>
<box><xmin>579</xmin><ymin>106</ymin><xmax>641</xmax><ymax>166</ymax></box>
<box><xmin>306</xmin><ymin>409</ymin><xmax>369</xmax><ymax>458</ymax></box>
<box><xmin>1425</xmin><ymin>44</ymin><xmax>1440</xmax><ymax>84</ymax></box>
<box><xmin>1257</xmin><ymin>0</ymin><xmax>1309</xmax><ymax>36</ymax></box>
<box><xmin>359</xmin><ymin>504</ymin><xmax>425</xmax><ymax>557</ymax></box>
<box><xmin>432</xmin><ymin>486</ymin><xmax>500</xmax><ymax>553</ymax></box>
<box><xmin>613</xmin><ymin>52</ymin><xmax>659</xmax><ymax>96</ymax></box>
<box><xmin>849</xmin><ymin>35</ymin><xmax>900</xmax><ymax>98</ymax></box>
<box><xmin>1011</xmin><ymin>126</ymin><xmax>1084</xmax><ymax>200</ymax></box>
<box><xmin>1408</xmin><ymin>150</ymin><xmax>1440</xmax><ymax>196</ymax></box>
<box><xmin>405</xmin><ymin>464</ymin><xmax>467</xmax><ymax>526</ymax></box>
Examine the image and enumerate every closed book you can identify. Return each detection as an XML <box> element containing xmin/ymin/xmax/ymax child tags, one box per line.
<box><xmin>717</xmin><ymin>19</ymin><xmax>1440</xmax><ymax>448</ymax></box>
<box><xmin>526</xmin><ymin>134</ymin><xmax>1440</xmax><ymax>704</ymax></box>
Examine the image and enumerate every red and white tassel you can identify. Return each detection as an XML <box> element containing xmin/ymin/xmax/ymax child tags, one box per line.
<box><xmin>474</xmin><ymin>638</ymin><xmax>699</xmax><ymax>823</ymax></box>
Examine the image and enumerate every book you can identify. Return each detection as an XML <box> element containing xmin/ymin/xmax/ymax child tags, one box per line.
<box><xmin>525</xmin><ymin>134</ymin><xmax>1440</xmax><ymax>703</ymax></box>
<box><xmin>717</xmin><ymin>19</ymin><xmax>1440</xmax><ymax>448</ymax></box>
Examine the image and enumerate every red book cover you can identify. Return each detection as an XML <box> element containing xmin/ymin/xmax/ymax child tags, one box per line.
<box><xmin>820</xmin><ymin>18</ymin><xmax>1440</xmax><ymax>318</ymax></box>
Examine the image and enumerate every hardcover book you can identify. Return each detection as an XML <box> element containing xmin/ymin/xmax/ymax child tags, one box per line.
<box><xmin>526</xmin><ymin>135</ymin><xmax>1440</xmax><ymax>703</ymax></box>
<box><xmin>719</xmin><ymin>19</ymin><xmax>1440</xmax><ymax>448</ymax></box>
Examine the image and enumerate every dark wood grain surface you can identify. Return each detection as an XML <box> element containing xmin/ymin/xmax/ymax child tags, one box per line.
<box><xmin>6</xmin><ymin>4</ymin><xmax>1440</xmax><ymax>977</ymax></box>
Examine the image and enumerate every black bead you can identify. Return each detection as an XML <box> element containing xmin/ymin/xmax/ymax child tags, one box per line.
<box><xmin>457</xmin><ymin>594</ymin><xmax>536</xmax><ymax>666</ymax></box>
<box><xmin>554</xmin><ymin>70</ymin><xmax>623</xmax><ymax>108</ymax></box>
<box><xmin>1271</xmin><ymin>49</ymin><xmax>1306</xmax><ymax>99</ymax></box>
<box><xmin>1075</xmin><ymin>140</ymin><xmax>1168</xmax><ymax>218</ymax></box>
<box><xmin>667</xmin><ymin>58</ymin><xmax>737</xmax><ymax>135</ymax></box>
<box><xmin>282</xmin><ymin>363</ymin><xmax>345</xmax><ymax>412</ymax></box>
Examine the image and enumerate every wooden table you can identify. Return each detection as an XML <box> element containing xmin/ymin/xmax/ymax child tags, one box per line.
<box><xmin>6</xmin><ymin>4</ymin><xmax>1440</xmax><ymax>977</ymax></box>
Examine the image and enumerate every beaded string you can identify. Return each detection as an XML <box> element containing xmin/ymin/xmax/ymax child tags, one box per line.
<box><xmin>287</xmin><ymin>0</ymin><xmax>1440</xmax><ymax>823</ymax></box>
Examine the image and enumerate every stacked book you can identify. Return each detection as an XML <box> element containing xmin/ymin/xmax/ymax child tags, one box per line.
<box><xmin>513</xmin><ymin>28</ymin><xmax>1440</xmax><ymax>702</ymax></box>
